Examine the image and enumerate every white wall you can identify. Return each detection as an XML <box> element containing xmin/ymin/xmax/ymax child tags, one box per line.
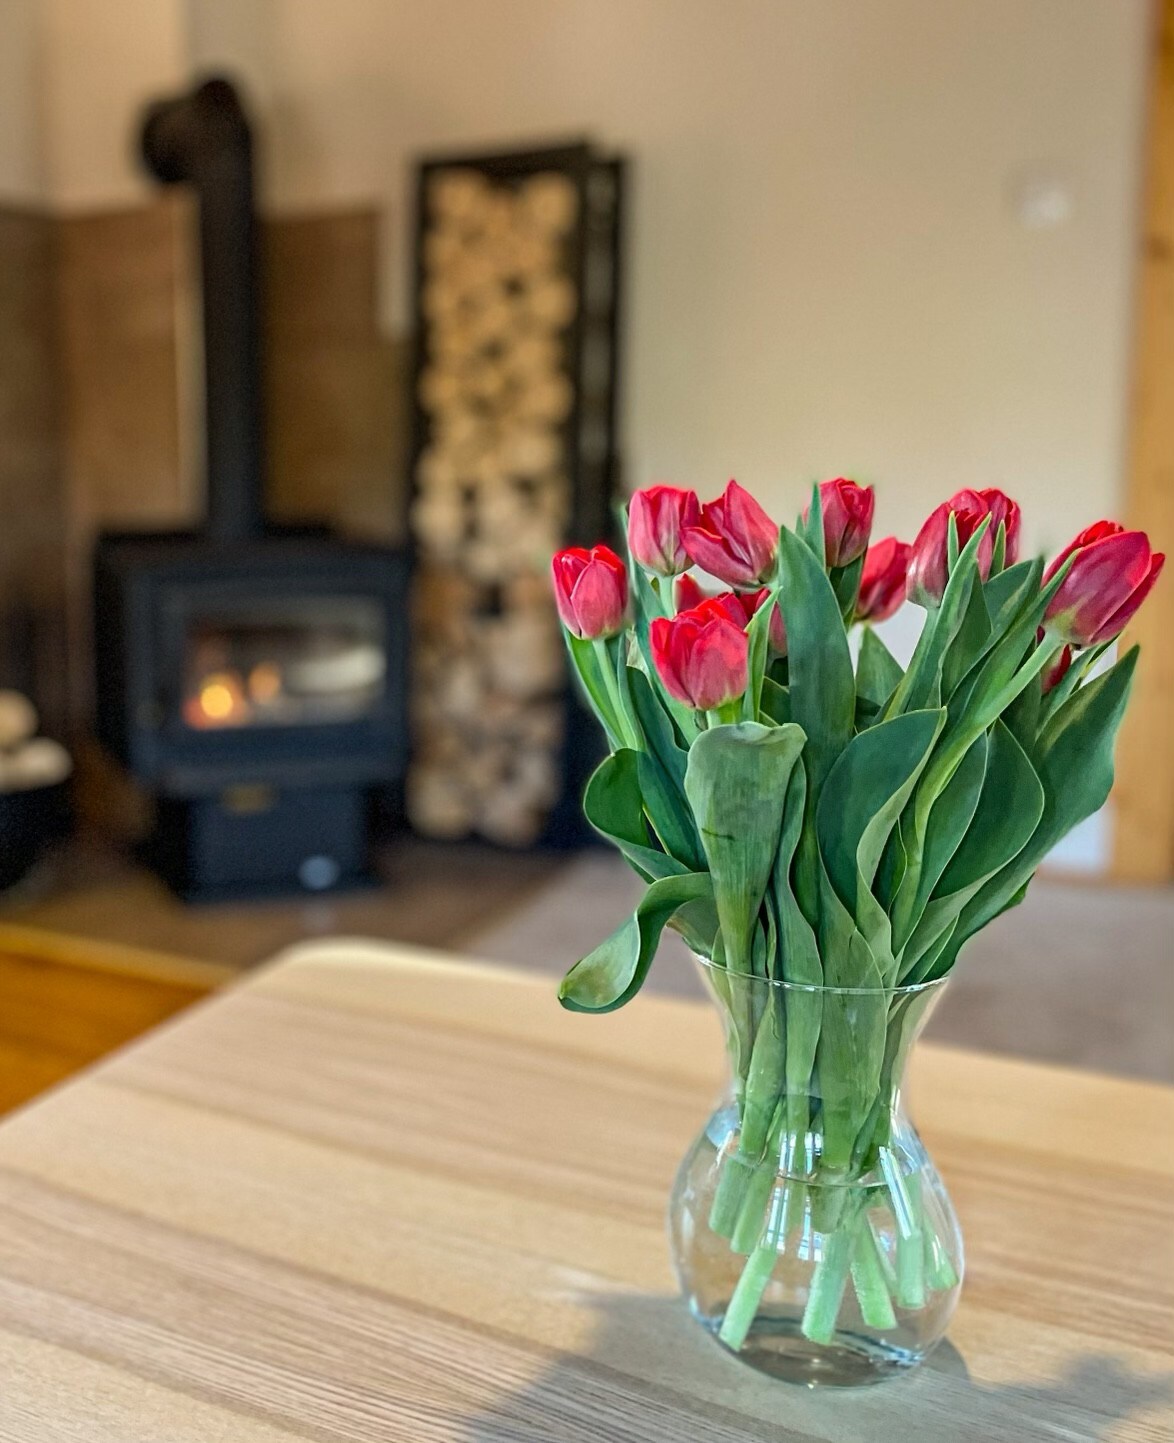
<box><xmin>38</xmin><ymin>0</ymin><xmax>187</xmax><ymax>210</ymax></box>
<box><xmin>19</xmin><ymin>0</ymin><xmax>1158</xmax><ymax>870</ymax></box>
<box><xmin>0</xmin><ymin>0</ymin><xmax>44</xmax><ymax>201</ymax></box>
<box><xmin>193</xmin><ymin>0</ymin><xmax>1152</xmax><ymax>562</ymax></box>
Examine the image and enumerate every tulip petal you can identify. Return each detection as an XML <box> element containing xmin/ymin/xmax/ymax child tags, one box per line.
<box><xmin>1087</xmin><ymin>550</ymin><xmax>1165</xmax><ymax>644</ymax></box>
<box><xmin>684</xmin><ymin>618</ymin><xmax>750</xmax><ymax>710</ymax></box>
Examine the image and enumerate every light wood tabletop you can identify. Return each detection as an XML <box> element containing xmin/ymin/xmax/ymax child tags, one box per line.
<box><xmin>0</xmin><ymin>939</ymin><xmax>1170</xmax><ymax>1441</ymax></box>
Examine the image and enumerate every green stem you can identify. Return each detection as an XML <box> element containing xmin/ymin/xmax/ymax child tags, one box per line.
<box><xmin>592</xmin><ymin>638</ymin><xmax>638</xmax><ymax>750</ymax></box>
<box><xmin>851</xmin><ymin>1211</ymin><xmax>898</xmax><ymax>1331</ymax></box>
<box><xmin>896</xmin><ymin>1174</ymin><xmax>926</xmax><ymax>1309</ymax></box>
<box><xmin>870</xmin><ymin>1213</ymin><xmax>899</xmax><ymax>1293</ymax></box>
<box><xmin>801</xmin><ymin>1199</ymin><xmax>860</xmax><ymax>1344</ymax></box>
<box><xmin>709</xmin><ymin>1152</ymin><xmax>753</xmax><ymax>1239</ymax></box>
<box><xmin>730</xmin><ymin>1162</ymin><xmax>776</xmax><ymax>1254</ymax></box>
<box><xmin>718</xmin><ymin>1177</ymin><xmax>792</xmax><ymax>1351</ymax></box>
<box><xmin>924</xmin><ymin>1221</ymin><xmax>960</xmax><ymax>1291</ymax></box>
<box><xmin>719</xmin><ymin>1239</ymin><xmax>779</xmax><ymax>1351</ymax></box>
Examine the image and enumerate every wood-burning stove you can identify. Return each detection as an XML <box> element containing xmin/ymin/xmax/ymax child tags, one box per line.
<box><xmin>93</xmin><ymin>79</ymin><xmax>409</xmax><ymax>899</ymax></box>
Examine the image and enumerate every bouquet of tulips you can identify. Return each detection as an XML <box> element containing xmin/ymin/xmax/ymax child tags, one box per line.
<box><xmin>550</xmin><ymin>477</ymin><xmax>1162</xmax><ymax>1352</ymax></box>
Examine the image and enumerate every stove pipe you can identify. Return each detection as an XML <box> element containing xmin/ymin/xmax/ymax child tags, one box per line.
<box><xmin>141</xmin><ymin>77</ymin><xmax>265</xmax><ymax>543</ymax></box>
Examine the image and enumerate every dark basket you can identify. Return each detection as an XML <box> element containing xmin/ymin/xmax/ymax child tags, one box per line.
<box><xmin>0</xmin><ymin>781</ymin><xmax>71</xmax><ymax>891</ymax></box>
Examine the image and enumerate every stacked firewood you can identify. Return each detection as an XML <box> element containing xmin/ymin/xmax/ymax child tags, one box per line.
<box><xmin>408</xmin><ymin>169</ymin><xmax>581</xmax><ymax>845</ymax></box>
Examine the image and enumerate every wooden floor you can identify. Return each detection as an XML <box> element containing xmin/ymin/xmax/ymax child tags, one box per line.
<box><xmin>1</xmin><ymin>833</ymin><xmax>568</xmax><ymax>969</ymax></box>
<box><xmin>0</xmin><ymin>927</ymin><xmax>229</xmax><ymax>1114</ymax></box>
<box><xmin>0</xmin><ymin>834</ymin><xmax>569</xmax><ymax>1115</ymax></box>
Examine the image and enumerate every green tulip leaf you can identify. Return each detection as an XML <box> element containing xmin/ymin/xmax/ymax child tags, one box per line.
<box><xmin>558</xmin><ymin>870</ymin><xmax>714</xmax><ymax>1013</ymax></box>
<box><xmin>772</xmin><ymin>760</ymin><xmax>824</xmax><ymax>1116</ymax></box>
<box><xmin>626</xmin><ymin>667</ymin><xmax>705</xmax><ymax>871</ymax></box>
<box><xmin>743</xmin><ymin>585</ymin><xmax>781</xmax><ymax>724</ymax></box>
<box><xmin>984</xmin><ymin>559</ymin><xmax>1044</xmax><ymax>635</ymax></box>
<box><xmin>885</xmin><ymin>519</ymin><xmax>988</xmax><ymax>716</ymax></box>
<box><xmin>816</xmin><ymin>866</ymin><xmax>886</xmax><ymax>1169</ymax></box>
<box><xmin>796</xmin><ymin>487</ymin><xmax>826</xmax><ymax>567</ymax></box>
<box><xmin>900</xmin><ymin>721</ymin><xmax>1042</xmax><ymax>978</ymax></box>
<box><xmin>564</xmin><ymin>632</ymin><xmax>623</xmax><ymax>750</ymax></box>
<box><xmin>582</xmin><ymin>749</ymin><xmax>686</xmax><ymax>882</ymax></box>
<box><xmin>856</xmin><ymin>627</ymin><xmax>904</xmax><ymax>714</ymax></box>
<box><xmin>832</xmin><ymin>554</ymin><xmax>866</xmax><ymax>624</ymax></box>
<box><xmin>759</xmin><ymin>677</ymin><xmax>791</xmax><ymax>725</ymax></box>
<box><xmin>816</xmin><ymin>707</ymin><xmax>945</xmax><ymax>976</ymax></box>
<box><xmin>941</xmin><ymin>574</ymin><xmax>991</xmax><ymax>697</ymax></box>
<box><xmin>927</xmin><ymin>647</ymin><xmax>1136</xmax><ymax>979</ymax></box>
<box><xmin>889</xmin><ymin>732</ymin><xmax>988</xmax><ymax>954</ymax></box>
<box><xmin>776</xmin><ymin>527</ymin><xmax>855</xmax><ymax>792</ymax></box>
<box><xmin>684</xmin><ymin>721</ymin><xmax>806</xmax><ymax>974</ymax></box>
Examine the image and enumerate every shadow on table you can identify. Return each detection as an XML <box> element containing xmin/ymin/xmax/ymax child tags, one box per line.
<box><xmin>462</xmin><ymin>1293</ymin><xmax>1174</xmax><ymax>1442</ymax></box>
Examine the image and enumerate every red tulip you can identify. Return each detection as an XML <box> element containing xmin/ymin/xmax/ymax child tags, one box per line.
<box><xmin>672</xmin><ymin>579</ymin><xmax>786</xmax><ymax>655</ymax></box>
<box><xmin>682</xmin><ymin>480</ymin><xmax>778</xmax><ymax>587</ymax></box>
<box><xmin>854</xmin><ymin>537</ymin><xmax>910</xmax><ymax>623</ymax></box>
<box><xmin>699</xmin><ymin>588</ymin><xmax>787</xmax><ymax>656</ymax></box>
<box><xmin>1043</xmin><ymin>521</ymin><xmax>1164</xmax><ymax>646</ymax></box>
<box><xmin>1041</xmin><ymin>644</ymin><xmax>1073</xmax><ymax>695</ymax></box>
<box><xmin>983</xmin><ymin>488</ymin><xmax>1022</xmax><ymax>565</ymax></box>
<box><xmin>907</xmin><ymin>487</ymin><xmax>1020</xmax><ymax>606</ymax></box>
<box><xmin>673</xmin><ymin>573</ymin><xmax>707</xmax><ymax>612</ymax></box>
<box><xmin>650</xmin><ymin>606</ymin><xmax>749</xmax><ymax>710</ymax></box>
<box><xmin>551</xmin><ymin>545</ymin><xmax>628</xmax><ymax>639</ymax></box>
<box><xmin>627</xmin><ymin>485</ymin><xmax>701</xmax><ymax>575</ymax></box>
<box><xmin>808</xmin><ymin>478</ymin><xmax>875</xmax><ymax>567</ymax></box>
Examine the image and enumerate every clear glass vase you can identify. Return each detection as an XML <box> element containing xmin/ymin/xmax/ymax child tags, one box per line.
<box><xmin>669</xmin><ymin>958</ymin><xmax>962</xmax><ymax>1387</ymax></box>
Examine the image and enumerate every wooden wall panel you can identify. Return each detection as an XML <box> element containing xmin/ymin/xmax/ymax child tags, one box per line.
<box><xmin>55</xmin><ymin>196</ymin><xmax>199</xmax><ymax>725</ymax></box>
<box><xmin>0</xmin><ymin>206</ymin><xmax>68</xmax><ymax>734</ymax></box>
<box><xmin>0</xmin><ymin>199</ymin><xmax>404</xmax><ymax>741</ymax></box>
<box><xmin>264</xmin><ymin>209</ymin><xmax>409</xmax><ymax>543</ymax></box>
<box><xmin>1114</xmin><ymin>2</ymin><xmax>1174</xmax><ymax>882</ymax></box>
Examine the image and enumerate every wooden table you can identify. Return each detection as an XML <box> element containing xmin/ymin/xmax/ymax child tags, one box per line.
<box><xmin>0</xmin><ymin>941</ymin><xmax>1170</xmax><ymax>1441</ymax></box>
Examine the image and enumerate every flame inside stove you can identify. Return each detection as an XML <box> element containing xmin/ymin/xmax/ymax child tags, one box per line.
<box><xmin>187</xmin><ymin>671</ymin><xmax>250</xmax><ymax>728</ymax></box>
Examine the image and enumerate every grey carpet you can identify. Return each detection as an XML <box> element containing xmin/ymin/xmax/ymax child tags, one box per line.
<box><xmin>467</xmin><ymin>852</ymin><xmax>1174</xmax><ymax>1083</ymax></box>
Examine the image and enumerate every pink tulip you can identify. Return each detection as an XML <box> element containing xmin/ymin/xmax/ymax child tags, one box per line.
<box><xmin>650</xmin><ymin>606</ymin><xmax>749</xmax><ymax>710</ymax></box>
<box><xmin>682</xmin><ymin>480</ymin><xmax>778</xmax><ymax>587</ymax></box>
<box><xmin>627</xmin><ymin>485</ymin><xmax>701</xmax><ymax>575</ymax></box>
<box><xmin>855</xmin><ymin>537</ymin><xmax>910</xmax><ymax>623</ymax></box>
<box><xmin>550</xmin><ymin>545</ymin><xmax>628</xmax><ymax>639</ymax></box>
<box><xmin>1043</xmin><ymin>521</ymin><xmax>1165</xmax><ymax>646</ymax></box>
<box><xmin>809</xmin><ymin>478</ymin><xmax>875</xmax><ymax>567</ymax></box>
<box><xmin>907</xmin><ymin>488</ymin><xmax>1019</xmax><ymax>606</ymax></box>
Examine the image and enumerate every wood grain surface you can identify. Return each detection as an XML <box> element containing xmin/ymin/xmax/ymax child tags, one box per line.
<box><xmin>0</xmin><ymin>939</ymin><xmax>1170</xmax><ymax>1441</ymax></box>
<box><xmin>0</xmin><ymin>923</ymin><xmax>224</xmax><ymax>1115</ymax></box>
<box><xmin>1115</xmin><ymin>0</ymin><xmax>1174</xmax><ymax>882</ymax></box>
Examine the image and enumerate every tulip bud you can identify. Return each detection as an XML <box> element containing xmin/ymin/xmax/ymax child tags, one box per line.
<box><xmin>854</xmin><ymin>537</ymin><xmax>910</xmax><ymax>623</ymax></box>
<box><xmin>808</xmin><ymin>478</ymin><xmax>875</xmax><ymax>568</ymax></box>
<box><xmin>550</xmin><ymin>545</ymin><xmax>628</xmax><ymax>640</ymax></box>
<box><xmin>694</xmin><ymin>588</ymin><xmax>787</xmax><ymax>657</ymax></box>
<box><xmin>650</xmin><ymin>607</ymin><xmax>749</xmax><ymax>711</ymax></box>
<box><xmin>906</xmin><ymin>488</ymin><xmax>1018</xmax><ymax>606</ymax></box>
<box><xmin>1043</xmin><ymin>521</ymin><xmax>1165</xmax><ymax>647</ymax></box>
<box><xmin>682</xmin><ymin>480</ymin><xmax>778</xmax><ymax>588</ymax></box>
<box><xmin>627</xmin><ymin>485</ymin><xmax>701</xmax><ymax>575</ymax></box>
<box><xmin>1041</xmin><ymin>644</ymin><xmax>1073</xmax><ymax>696</ymax></box>
<box><xmin>982</xmin><ymin>488</ymin><xmax>1021</xmax><ymax>567</ymax></box>
<box><xmin>673</xmin><ymin>573</ymin><xmax>707</xmax><ymax>612</ymax></box>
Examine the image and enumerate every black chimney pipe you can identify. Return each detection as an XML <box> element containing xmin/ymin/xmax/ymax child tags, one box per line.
<box><xmin>141</xmin><ymin>77</ymin><xmax>265</xmax><ymax>543</ymax></box>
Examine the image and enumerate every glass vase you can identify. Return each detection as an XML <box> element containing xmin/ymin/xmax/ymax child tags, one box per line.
<box><xmin>669</xmin><ymin>958</ymin><xmax>962</xmax><ymax>1387</ymax></box>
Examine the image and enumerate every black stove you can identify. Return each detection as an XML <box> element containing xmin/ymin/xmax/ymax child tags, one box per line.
<box><xmin>93</xmin><ymin>78</ymin><xmax>409</xmax><ymax>899</ymax></box>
